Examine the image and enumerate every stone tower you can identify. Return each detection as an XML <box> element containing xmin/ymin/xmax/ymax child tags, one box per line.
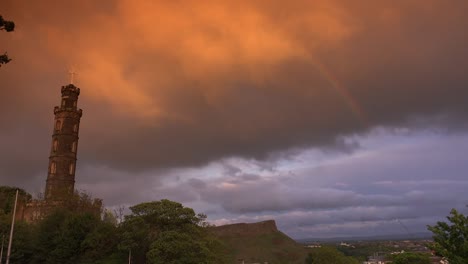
<box><xmin>45</xmin><ymin>84</ymin><xmax>82</xmax><ymax>200</ymax></box>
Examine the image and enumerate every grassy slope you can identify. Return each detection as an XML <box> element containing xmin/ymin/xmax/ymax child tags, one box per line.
<box><xmin>216</xmin><ymin>230</ymin><xmax>308</xmax><ymax>264</ymax></box>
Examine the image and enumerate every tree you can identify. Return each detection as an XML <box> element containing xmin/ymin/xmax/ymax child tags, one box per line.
<box><xmin>27</xmin><ymin>190</ymin><xmax>116</xmax><ymax>264</ymax></box>
<box><xmin>31</xmin><ymin>208</ymin><xmax>120</xmax><ymax>264</ymax></box>
<box><xmin>305</xmin><ymin>246</ymin><xmax>360</xmax><ymax>264</ymax></box>
<box><xmin>0</xmin><ymin>190</ymin><xmax>118</xmax><ymax>263</ymax></box>
<box><xmin>427</xmin><ymin>208</ymin><xmax>468</xmax><ymax>264</ymax></box>
<box><xmin>0</xmin><ymin>15</ymin><xmax>15</xmax><ymax>66</ymax></box>
<box><xmin>0</xmin><ymin>16</ymin><xmax>14</xmax><ymax>31</ymax></box>
<box><xmin>0</xmin><ymin>188</ymin><xmax>226</xmax><ymax>263</ymax></box>
<box><xmin>392</xmin><ymin>252</ymin><xmax>430</xmax><ymax>264</ymax></box>
<box><xmin>147</xmin><ymin>230</ymin><xmax>221</xmax><ymax>264</ymax></box>
<box><xmin>79</xmin><ymin>219</ymin><xmax>120</xmax><ymax>263</ymax></box>
<box><xmin>7</xmin><ymin>221</ymin><xmax>35</xmax><ymax>263</ymax></box>
<box><xmin>305</xmin><ymin>253</ymin><xmax>314</xmax><ymax>264</ymax></box>
<box><xmin>61</xmin><ymin>190</ymin><xmax>103</xmax><ymax>215</ymax></box>
<box><xmin>119</xmin><ymin>199</ymin><xmax>226</xmax><ymax>263</ymax></box>
<box><xmin>0</xmin><ymin>186</ymin><xmax>32</xmax><ymax>214</ymax></box>
<box><xmin>0</xmin><ymin>186</ymin><xmax>33</xmax><ymax>262</ymax></box>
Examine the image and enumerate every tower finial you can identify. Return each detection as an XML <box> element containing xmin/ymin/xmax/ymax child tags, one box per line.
<box><xmin>68</xmin><ymin>66</ymin><xmax>77</xmax><ymax>85</ymax></box>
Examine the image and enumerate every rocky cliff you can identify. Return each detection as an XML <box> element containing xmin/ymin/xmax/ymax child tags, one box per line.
<box><xmin>213</xmin><ymin>220</ymin><xmax>278</xmax><ymax>236</ymax></box>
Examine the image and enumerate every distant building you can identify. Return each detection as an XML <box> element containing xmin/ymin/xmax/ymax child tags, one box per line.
<box><xmin>340</xmin><ymin>242</ymin><xmax>355</xmax><ymax>248</ymax></box>
<box><xmin>305</xmin><ymin>244</ymin><xmax>322</xmax><ymax>248</ymax></box>
<box><xmin>363</xmin><ymin>253</ymin><xmax>388</xmax><ymax>264</ymax></box>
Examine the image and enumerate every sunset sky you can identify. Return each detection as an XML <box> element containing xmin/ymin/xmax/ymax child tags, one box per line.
<box><xmin>1</xmin><ymin>0</ymin><xmax>468</xmax><ymax>239</ymax></box>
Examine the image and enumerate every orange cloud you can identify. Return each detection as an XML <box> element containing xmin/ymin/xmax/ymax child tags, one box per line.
<box><xmin>3</xmin><ymin>0</ymin><xmax>468</xmax><ymax>172</ymax></box>
<box><xmin>26</xmin><ymin>0</ymin><xmax>358</xmax><ymax>121</ymax></box>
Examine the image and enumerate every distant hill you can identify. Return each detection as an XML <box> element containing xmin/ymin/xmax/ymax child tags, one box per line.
<box><xmin>212</xmin><ymin>220</ymin><xmax>308</xmax><ymax>264</ymax></box>
<box><xmin>297</xmin><ymin>232</ymin><xmax>433</xmax><ymax>243</ymax></box>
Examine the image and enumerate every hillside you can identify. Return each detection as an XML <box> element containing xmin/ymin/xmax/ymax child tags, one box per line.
<box><xmin>212</xmin><ymin>220</ymin><xmax>308</xmax><ymax>264</ymax></box>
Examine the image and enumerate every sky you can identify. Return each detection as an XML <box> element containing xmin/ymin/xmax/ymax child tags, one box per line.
<box><xmin>1</xmin><ymin>0</ymin><xmax>468</xmax><ymax>239</ymax></box>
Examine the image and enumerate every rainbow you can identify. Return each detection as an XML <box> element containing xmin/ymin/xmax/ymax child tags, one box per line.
<box><xmin>311</xmin><ymin>58</ymin><xmax>368</xmax><ymax>125</ymax></box>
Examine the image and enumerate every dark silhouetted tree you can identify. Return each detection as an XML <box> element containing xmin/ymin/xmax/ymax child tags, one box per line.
<box><xmin>119</xmin><ymin>199</ymin><xmax>227</xmax><ymax>264</ymax></box>
<box><xmin>0</xmin><ymin>186</ymin><xmax>31</xmax><ymax>214</ymax></box>
<box><xmin>305</xmin><ymin>246</ymin><xmax>360</xmax><ymax>264</ymax></box>
<box><xmin>427</xmin><ymin>208</ymin><xmax>468</xmax><ymax>264</ymax></box>
<box><xmin>0</xmin><ymin>15</ymin><xmax>15</xmax><ymax>67</ymax></box>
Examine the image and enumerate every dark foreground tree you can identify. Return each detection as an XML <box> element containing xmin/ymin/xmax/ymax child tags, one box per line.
<box><xmin>0</xmin><ymin>15</ymin><xmax>15</xmax><ymax>66</ymax></box>
<box><xmin>305</xmin><ymin>246</ymin><xmax>360</xmax><ymax>264</ymax></box>
<box><xmin>34</xmin><ymin>209</ymin><xmax>120</xmax><ymax>264</ymax></box>
<box><xmin>427</xmin><ymin>208</ymin><xmax>468</xmax><ymax>264</ymax></box>
<box><xmin>32</xmin><ymin>209</ymin><xmax>119</xmax><ymax>264</ymax></box>
<box><xmin>120</xmin><ymin>199</ymin><xmax>227</xmax><ymax>264</ymax></box>
<box><xmin>392</xmin><ymin>252</ymin><xmax>430</xmax><ymax>264</ymax></box>
<box><xmin>0</xmin><ymin>186</ymin><xmax>225</xmax><ymax>263</ymax></box>
<box><xmin>0</xmin><ymin>186</ymin><xmax>32</xmax><ymax>214</ymax></box>
<box><xmin>0</xmin><ymin>186</ymin><xmax>120</xmax><ymax>264</ymax></box>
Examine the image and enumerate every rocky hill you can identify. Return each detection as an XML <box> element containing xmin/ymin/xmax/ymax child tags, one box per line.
<box><xmin>212</xmin><ymin>220</ymin><xmax>308</xmax><ymax>264</ymax></box>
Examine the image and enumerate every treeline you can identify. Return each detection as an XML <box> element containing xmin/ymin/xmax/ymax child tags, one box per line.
<box><xmin>2</xmin><ymin>185</ymin><xmax>466</xmax><ymax>263</ymax></box>
<box><xmin>0</xmin><ymin>186</ymin><xmax>227</xmax><ymax>264</ymax></box>
<box><xmin>305</xmin><ymin>246</ymin><xmax>360</xmax><ymax>264</ymax></box>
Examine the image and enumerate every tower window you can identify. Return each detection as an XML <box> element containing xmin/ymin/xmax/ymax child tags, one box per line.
<box><xmin>71</xmin><ymin>142</ymin><xmax>77</xmax><ymax>153</ymax></box>
<box><xmin>55</xmin><ymin>120</ymin><xmax>61</xmax><ymax>131</ymax></box>
<box><xmin>53</xmin><ymin>139</ymin><xmax>58</xmax><ymax>152</ymax></box>
<box><xmin>62</xmin><ymin>99</ymin><xmax>66</xmax><ymax>107</ymax></box>
<box><xmin>69</xmin><ymin>162</ymin><xmax>75</xmax><ymax>175</ymax></box>
<box><xmin>50</xmin><ymin>162</ymin><xmax>56</xmax><ymax>174</ymax></box>
<box><xmin>73</xmin><ymin>101</ymin><xmax>77</xmax><ymax>107</ymax></box>
<box><xmin>73</xmin><ymin>124</ymin><xmax>78</xmax><ymax>133</ymax></box>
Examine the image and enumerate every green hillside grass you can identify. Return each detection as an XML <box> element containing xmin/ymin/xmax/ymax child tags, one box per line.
<box><xmin>212</xmin><ymin>221</ymin><xmax>308</xmax><ymax>263</ymax></box>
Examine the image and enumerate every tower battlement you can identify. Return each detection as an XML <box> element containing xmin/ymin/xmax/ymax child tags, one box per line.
<box><xmin>61</xmin><ymin>84</ymin><xmax>80</xmax><ymax>95</ymax></box>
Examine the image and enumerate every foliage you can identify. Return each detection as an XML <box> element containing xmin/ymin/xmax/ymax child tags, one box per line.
<box><xmin>0</xmin><ymin>188</ymin><xmax>35</xmax><ymax>263</ymax></box>
<box><xmin>48</xmin><ymin>212</ymin><xmax>100</xmax><ymax>262</ymax></box>
<box><xmin>217</xmin><ymin>230</ymin><xmax>306</xmax><ymax>263</ymax></box>
<box><xmin>427</xmin><ymin>208</ymin><xmax>468</xmax><ymax>264</ymax></box>
<box><xmin>0</xmin><ymin>187</ymin><xmax>116</xmax><ymax>264</ymax></box>
<box><xmin>7</xmin><ymin>221</ymin><xmax>35</xmax><ymax>263</ymax></box>
<box><xmin>336</xmin><ymin>243</ymin><xmax>392</xmax><ymax>262</ymax></box>
<box><xmin>0</xmin><ymin>186</ymin><xmax>32</xmax><ymax>214</ymax></box>
<box><xmin>305</xmin><ymin>253</ymin><xmax>314</xmax><ymax>264</ymax></box>
<box><xmin>147</xmin><ymin>230</ymin><xmax>223</xmax><ymax>264</ymax></box>
<box><xmin>31</xmin><ymin>209</ymin><xmax>118</xmax><ymax>264</ymax></box>
<box><xmin>80</xmin><ymin>221</ymin><xmax>120</xmax><ymax>262</ymax></box>
<box><xmin>1</xmin><ymin>186</ymin><xmax>358</xmax><ymax>263</ymax></box>
<box><xmin>120</xmin><ymin>199</ymin><xmax>226</xmax><ymax>263</ymax></box>
<box><xmin>61</xmin><ymin>190</ymin><xmax>103</xmax><ymax>215</ymax></box>
<box><xmin>391</xmin><ymin>252</ymin><xmax>430</xmax><ymax>264</ymax></box>
<box><xmin>0</xmin><ymin>15</ymin><xmax>15</xmax><ymax>66</ymax></box>
<box><xmin>102</xmin><ymin>208</ymin><xmax>118</xmax><ymax>225</ymax></box>
<box><xmin>306</xmin><ymin>246</ymin><xmax>360</xmax><ymax>264</ymax></box>
<box><xmin>0</xmin><ymin>16</ymin><xmax>15</xmax><ymax>32</ymax></box>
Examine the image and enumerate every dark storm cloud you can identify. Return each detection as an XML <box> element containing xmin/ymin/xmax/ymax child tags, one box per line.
<box><xmin>102</xmin><ymin>132</ymin><xmax>466</xmax><ymax>238</ymax></box>
<box><xmin>1</xmin><ymin>0</ymin><xmax>468</xmax><ymax>182</ymax></box>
